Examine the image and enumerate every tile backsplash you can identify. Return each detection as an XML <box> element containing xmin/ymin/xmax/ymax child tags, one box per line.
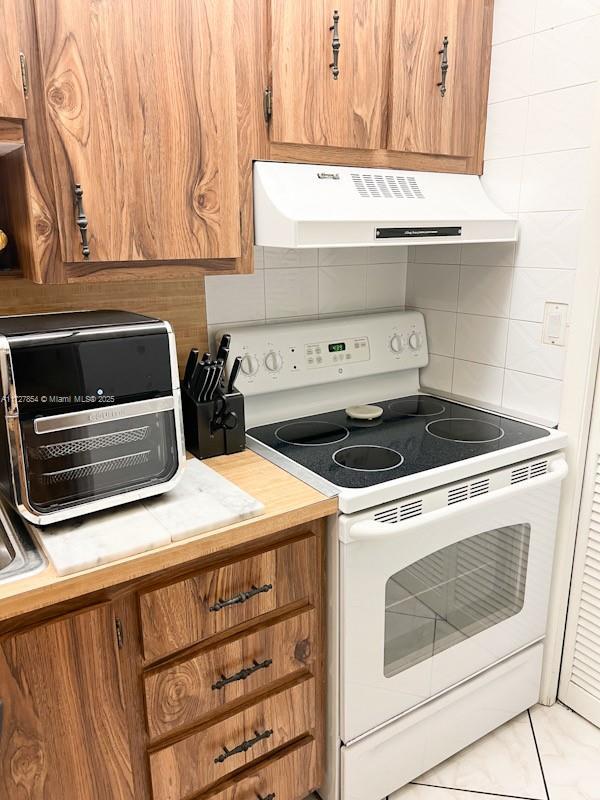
<box><xmin>407</xmin><ymin>2</ymin><xmax>600</xmax><ymax>426</ymax></box>
<box><xmin>205</xmin><ymin>246</ymin><xmax>407</xmax><ymax>345</ymax></box>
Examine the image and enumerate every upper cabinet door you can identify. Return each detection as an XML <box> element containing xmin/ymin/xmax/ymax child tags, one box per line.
<box><xmin>0</xmin><ymin>0</ymin><xmax>27</xmax><ymax>118</ymax></box>
<box><xmin>270</xmin><ymin>0</ymin><xmax>391</xmax><ymax>149</ymax></box>
<box><xmin>387</xmin><ymin>0</ymin><xmax>491</xmax><ymax>158</ymax></box>
<box><xmin>33</xmin><ymin>0</ymin><xmax>240</xmax><ymax>263</ymax></box>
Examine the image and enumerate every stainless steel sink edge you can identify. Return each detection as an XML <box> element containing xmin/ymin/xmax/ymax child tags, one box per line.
<box><xmin>0</xmin><ymin>499</ymin><xmax>46</xmax><ymax>584</ymax></box>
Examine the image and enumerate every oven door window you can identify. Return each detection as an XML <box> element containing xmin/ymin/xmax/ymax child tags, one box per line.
<box><xmin>384</xmin><ymin>524</ymin><xmax>531</xmax><ymax>678</ymax></box>
<box><xmin>20</xmin><ymin>410</ymin><xmax>178</xmax><ymax>512</ymax></box>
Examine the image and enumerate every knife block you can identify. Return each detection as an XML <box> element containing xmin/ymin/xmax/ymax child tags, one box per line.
<box><xmin>182</xmin><ymin>389</ymin><xmax>246</xmax><ymax>460</ymax></box>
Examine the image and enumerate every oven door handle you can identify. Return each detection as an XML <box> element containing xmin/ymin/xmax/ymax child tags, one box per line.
<box><xmin>344</xmin><ymin>457</ymin><xmax>568</xmax><ymax>543</ymax></box>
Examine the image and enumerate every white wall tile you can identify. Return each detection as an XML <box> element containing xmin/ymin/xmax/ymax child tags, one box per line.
<box><xmin>318</xmin><ymin>247</ymin><xmax>369</xmax><ymax>266</ymax></box>
<box><xmin>319</xmin><ymin>265</ymin><xmax>366</xmax><ymax>314</ymax></box>
<box><xmin>412</xmin><ymin>244</ymin><xmax>462</xmax><ymax>264</ymax></box>
<box><xmin>515</xmin><ymin>211</ymin><xmax>582</xmax><ymax>268</ymax></box>
<box><xmin>406</xmin><ymin>264</ymin><xmax>460</xmax><ymax>312</ymax></box>
<box><xmin>416</xmin><ymin>308</ymin><xmax>457</xmax><ymax>357</ymax></box>
<box><xmin>263</xmin><ymin>247</ymin><xmax>318</xmax><ymax>268</ymax></box>
<box><xmin>205</xmin><ymin>272</ymin><xmax>265</xmax><ymax>325</ymax></box>
<box><xmin>531</xmin><ymin>18</ymin><xmax>600</xmax><ymax>94</ymax></box>
<box><xmin>519</xmin><ymin>149</ymin><xmax>589</xmax><ymax>212</ymax></box>
<box><xmin>367</xmin><ymin>246</ymin><xmax>409</xmax><ymax>264</ymax></box>
<box><xmin>525</xmin><ymin>84</ymin><xmax>595</xmax><ymax>154</ymax></box>
<box><xmin>535</xmin><ymin>0</ymin><xmax>600</xmax><ymax>31</ymax></box>
<box><xmin>419</xmin><ymin>354</ymin><xmax>454</xmax><ymax>393</ymax></box>
<box><xmin>366</xmin><ymin>262</ymin><xmax>407</xmax><ymax>309</ymax></box>
<box><xmin>502</xmin><ymin>370</ymin><xmax>562</xmax><ymax>424</ymax></box>
<box><xmin>506</xmin><ymin>320</ymin><xmax>566</xmax><ymax>379</ymax></box>
<box><xmin>458</xmin><ymin>267</ymin><xmax>513</xmax><ymax>317</ymax></box>
<box><xmin>484</xmin><ymin>98</ymin><xmax>528</xmax><ymax>160</ymax></box>
<box><xmin>253</xmin><ymin>246</ymin><xmax>264</xmax><ymax>269</ymax></box>
<box><xmin>510</xmin><ymin>268</ymin><xmax>575</xmax><ymax>322</ymax></box>
<box><xmin>492</xmin><ymin>0</ymin><xmax>536</xmax><ymax>44</ymax></box>
<box><xmin>264</xmin><ymin>268</ymin><xmax>318</xmax><ymax>319</ymax></box>
<box><xmin>488</xmin><ymin>37</ymin><xmax>533</xmax><ymax>102</ymax></box>
<box><xmin>452</xmin><ymin>360</ymin><xmax>505</xmax><ymax>406</ymax></box>
<box><xmin>455</xmin><ymin>315</ymin><xmax>509</xmax><ymax>367</ymax></box>
<box><xmin>480</xmin><ymin>156</ymin><xmax>523</xmax><ymax>213</ymax></box>
<box><xmin>461</xmin><ymin>242</ymin><xmax>516</xmax><ymax>267</ymax></box>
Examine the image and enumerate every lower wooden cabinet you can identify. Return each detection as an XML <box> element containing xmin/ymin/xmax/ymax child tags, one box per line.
<box><xmin>0</xmin><ymin>524</ymin><xmax>325</xmax><ymax>799</ymax></box>
<box><xmin>0</xmin><ymin>604</ymin><xmax>134</xmax><ymax>799</ymax></box>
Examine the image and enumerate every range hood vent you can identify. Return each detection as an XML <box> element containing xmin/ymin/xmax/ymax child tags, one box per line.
<box><xmin>253</xmin><ymin>161</ymin><xmax>517</xmax><ymax>249</ymax></box>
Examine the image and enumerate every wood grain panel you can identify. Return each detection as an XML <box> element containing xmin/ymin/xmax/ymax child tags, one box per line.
<box><xmin>387</xmin><ymin>0</ymin><xmax>489</xmax><ymax>158</ymax></box>
<box><xmin>271</xmin><ymin>0</ymin><xmax>390</xmax><ymax>149</ymax></box>
<box><xmin>33</xmin><ymin>0</ymin><xmax>240</xmax><ymax>263</ymax></box>
<box><xmin>139</xmin><ymin>536</ymin><xmax>315</xmax><ymax>662</ymax></box>
<box><xmin>196</xmin><ymin>739</ymin><xmax>318</xmax><ymax>800</ymax></box>
<box><xmin>149</xmin><ymin>676</ymin><xmax>316</xmax><ymax>800</ymax></box>
<box><xmin>0</xmin><ymin>0</ymin><xmax>26</xmax><ymax>118</ymax></box>
<box><xmin>0</xmin><ymin>604</ymin><xmax>134</xmax><ymax>799</ymax></box>
<box><xmin>145</xmin><ymin>609</ymin><xmax>316</xmax><ymax>738</ymax></box>
<box><xmin>0</xmin><ymin>274</ymin><xmax>208</xmax><ymax>372</ymax></box>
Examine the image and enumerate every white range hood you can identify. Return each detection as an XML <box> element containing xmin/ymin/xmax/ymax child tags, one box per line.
<box><xmin>253</xmin><ymin>161</ymin><xmax>517</xmax><ymax>249</ymax></box>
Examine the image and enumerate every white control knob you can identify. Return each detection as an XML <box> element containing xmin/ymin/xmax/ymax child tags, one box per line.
<box><xmin>264</xmin><ymin>350</ymin><xmax>283</xmax><ymax>372</ymax></box>
<box><xmin>408</xmin><ymin>332</ymin><xmax>421</xmax><ymax>350</ymax></box>
<box><xmin>240</xmin><ymin>354</ymin><xmax>259</xmax><ymax>376</ymax></box>
<box><xmin>390</xmin><ymin>333</ymin><xmax>403</xmax><ymax>353</ymax></box>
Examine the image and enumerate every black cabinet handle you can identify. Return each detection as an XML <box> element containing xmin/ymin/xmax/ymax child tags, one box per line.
<box><xmin>329</xmin><ymin>9</ymin><xmax>340</xmax><ymax>79</ymax></box>
<box><xmin>212</xmin><ymin>658</ymin><xmax>273</xmax><ymax>691</ymax></box>
<box><xmin>73</xmin><ymin>184</ymin><xmax>90</xmax><ymax>260</ymax></box>
<box><xmin>209</xmin><ymin>583</ymin><xmax>273</xmax><ymax>612</ymax></box>
<box><xmin>437</xmin><ymin>35</ymin><xmax>449</xmax><ymax>96</ymax></box>
<box><xmin>214</xmin><ymin>728</ymin><xmax>273</xmax><ymax>764</ymax></box>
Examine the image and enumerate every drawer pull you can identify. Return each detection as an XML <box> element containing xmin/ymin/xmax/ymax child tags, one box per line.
<box><xmin>214</xmin><ymin>728</ymin><xmax>273</xmax><ymax>764</ymax></box>
<box><xmin>209</xmin><ymin>583</ymin><xmax>273</xmax><ymax>612</ymax></box>
<box><xmin>211</xmin><ymin>658</ymin><xmax>273</xmax><ymax>691</ymax></box>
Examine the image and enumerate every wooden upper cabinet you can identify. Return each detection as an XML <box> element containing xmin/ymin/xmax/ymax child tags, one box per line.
<box><xmin>0</xmin><ymin>0</ymin><xmax>27</xmax><ymax>119</ymax></box>
<box><xmin>270</xmin><ymin>0</ymin><xmax>391</xmax><ymax>149</ymax></box>
<box><xmin>32</xmin><ymin>0</ymin><xmax>240</xmax><ymax>264</ymax></box>
<box><xmin>387</xmin><ymin>0</ymin><xmax>491</xmax><ymax>158</ymax></box>
<box><xmin>0</xmin><ymin>604</ymin><xmax>134</xmax><ymax>799</ymax></box>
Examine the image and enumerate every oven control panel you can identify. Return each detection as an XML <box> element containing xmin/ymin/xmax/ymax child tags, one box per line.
<box><xmin>305</xmin><ymin>336</ymin><xmax>370</xmax><ymax>368</ymax></box>
<box><xmin>217</xmin><ymin>310</ymin><xmax>428</xmax><ymax>396</ymax></box>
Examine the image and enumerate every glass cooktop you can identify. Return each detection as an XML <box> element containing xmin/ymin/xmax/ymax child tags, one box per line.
<box><xmin>246</xmin><ymin>395</ymin><xmax>551</xmax><ymax>489</ymax></box>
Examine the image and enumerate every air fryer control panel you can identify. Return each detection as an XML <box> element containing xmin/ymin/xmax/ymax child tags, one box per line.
<box><xmin>218</xmin><ymin>311</ymin><xmax>428</xmax><ymax>396</ymax></box>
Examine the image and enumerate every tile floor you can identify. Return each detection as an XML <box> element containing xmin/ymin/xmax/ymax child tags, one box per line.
<box><xmin>308</xmin><ymin>702</ymin><xmax>600</xmax><ymax>800</ymax></box>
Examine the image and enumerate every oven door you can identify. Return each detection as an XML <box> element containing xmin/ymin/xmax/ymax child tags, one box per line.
<box><xmin>339</xmin><ymin>456</ymin><xmax>567</xmax><ymax>743</ymax></box>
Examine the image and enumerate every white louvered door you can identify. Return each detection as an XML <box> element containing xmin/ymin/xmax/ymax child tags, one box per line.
<box><xmin>559</xmin><ymin>379</ymin><xmax>600</xmax><ymax>726</ymax></box>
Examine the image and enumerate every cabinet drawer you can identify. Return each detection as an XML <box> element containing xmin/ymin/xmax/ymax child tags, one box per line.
<box><xmin>139</xmin><ymin>536</ymin><xmax>315</xmax><ymax>661</ymax></box>
<box><xmin>145</xmin><ymin>609</ymin><xmax>316</xmax><ymax>739</ymax></box>
<box><xmin>149</xmin><ymin>676</ymin><xmax>316</xmax><ymax>800</ymax></box>
<box><xmin>202</xmin><ymin>739</ymin><xmax>318</xmax><ymax>800</ymax></box>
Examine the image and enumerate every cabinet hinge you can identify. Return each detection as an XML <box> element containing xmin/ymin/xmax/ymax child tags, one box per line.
<box><xmin>263</xmin><ymin>87</ymin><xmax>272</xmax><ymax>123</ymax></box>
<box><xmin>115</xmin><ymin>617</ymin><xmax>124</xmax><ymax>649</ymax></box>
<box><xmin>19</xmin><ymin>52</ymin><xmax>29</xmax><ymax>99</ymax></box>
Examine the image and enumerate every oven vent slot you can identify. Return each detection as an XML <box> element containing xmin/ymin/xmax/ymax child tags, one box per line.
<box><xmin>447</xmin><ymin>478</ymin><xmax>490</xmax><ymax>505</ymax></box>
<box><xmin>373</xmin><ymin>499</ymin><xmax>423</xmax><ymax>524</ymax></box>
<box><xmin>511</xmin><ymin>460</ymin><xmax>549</xmax><ymax>484</ymax></box>
<box><xmin>350</xmin><ymin>172</ymin><xmax>425</xmax><ymax>200</ymax></box>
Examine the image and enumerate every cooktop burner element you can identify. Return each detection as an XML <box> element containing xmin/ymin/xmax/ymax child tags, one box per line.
<box><xmin>389</xmin><ymin>396</ymin><xmax>446</xmax><ymax>417</ymax></box>
<box><xmin>333</xmin><ymin>445</ymin><xmax>404</xmax><ymax>472</ymax></box>
<box><xmin>426</xmin><ymin>417</ymin><xmax>505</xmax><ymax>443</ymax></box>
<box><xmin>275</xmin><ymin>420</ymin><xmax>349</xmax><ymax>446</ymax></box>
<box><xmin>248</xmin><ymin>395</ymin><xmax>550</xmax><ymax>490</ymax></box>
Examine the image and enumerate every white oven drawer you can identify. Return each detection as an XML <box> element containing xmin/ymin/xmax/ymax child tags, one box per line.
<box><xmin>339</xmin><ymin>456</ymin><xmax>567</xmax><ymax>742</ymax></box>
<box><xmin>341</xmin><ymin>643</ymin><xmax>544</xmax><ymax>800</ymax></box>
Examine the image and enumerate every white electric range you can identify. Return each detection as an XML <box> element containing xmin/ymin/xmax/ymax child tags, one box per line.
<box><xmin>221</xmin><ymin>311</ymin><xmax>568</xmax><ymax>800</ymax></box>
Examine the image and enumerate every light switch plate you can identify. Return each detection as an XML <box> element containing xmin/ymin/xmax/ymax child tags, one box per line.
<box><xmin>542</xmin><ymin>302</ymin><xmax>568</xmax><ymax>346</ymax></box>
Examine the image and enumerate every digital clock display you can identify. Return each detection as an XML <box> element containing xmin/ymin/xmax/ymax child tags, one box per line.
<box><xmin>328</xmin><ymin>342</ymin><xmax>346</xmax><ymax>353</ymax></box>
